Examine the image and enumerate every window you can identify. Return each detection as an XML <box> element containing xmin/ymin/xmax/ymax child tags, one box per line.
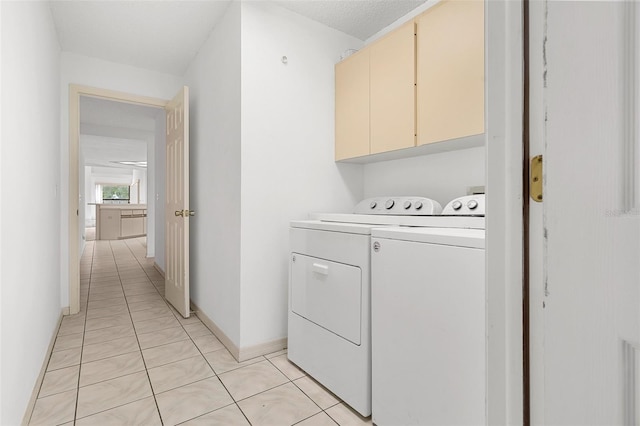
<box><xmin>102</xmin><ymin>185</ymin><xmax>130</xmax><ymax>204</ymax></box>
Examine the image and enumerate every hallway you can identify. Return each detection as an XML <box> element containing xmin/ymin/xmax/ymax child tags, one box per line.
<box><xmin>26</xmin><ymin>238</ymin><xmax>368</xmax><ymax>425</ymax></box>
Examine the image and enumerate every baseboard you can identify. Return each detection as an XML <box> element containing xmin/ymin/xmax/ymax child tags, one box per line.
<box><xmin>239</xmin><ymin>338</ymin><xmax>288</xmax><ymax>362</ymax></box>
<box><xmin>190</xmin><ymin>302</ymin><xmax>288</xmax><ymax>362</ymax></box>
<box><xmin>190</xmin><ymin>301</ymin><xmax>240</xmax><ymax>360</ymax></box>
<box><xmin>153</xmin><ymin>262</ymin><xmax>165</xmax><ymax>277</ymax></box>
<box><xmin>21</xmin><ymin>309</ymin><xmax>65</xmax><ymax>425</ymax></box>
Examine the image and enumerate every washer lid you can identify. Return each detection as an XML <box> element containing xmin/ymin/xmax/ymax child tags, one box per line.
<box><xmin>371</xmin><ymin>227</ymin><xmax>485</xmax><ymax>249</ymax></box>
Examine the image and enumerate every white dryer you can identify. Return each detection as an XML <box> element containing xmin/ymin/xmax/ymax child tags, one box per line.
<box><xmin>288</xmin><ymin>196</ymin><xmax>453</xmax><ymax>417</ymax></box>
<box><xmin>370</xmin><ymin>194</ymin><xmax>486</xmax><ymax>426</ymax></box>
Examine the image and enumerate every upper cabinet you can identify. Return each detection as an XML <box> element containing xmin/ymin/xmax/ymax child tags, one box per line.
<box><xmin>370</xmin><ymin>21</ymin><xmax>416</xmax><ymax>155</ymax></box>
<box><xmin>416</xmin><ymin>0</ymin><xmax>484</xmax><ymax>146</ymax></box>
<box><xmin>335</xmin><ymin>48</ymin><xmax>370</xmax><ymax>161</ymax></box>
<box><xmin>335</xmin><ymin>0</ymin><xmax>484</xmax><ymax>162</ymax></box>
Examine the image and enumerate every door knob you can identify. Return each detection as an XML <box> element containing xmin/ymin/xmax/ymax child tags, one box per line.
<box><xmin>175</xmin><ymin>210</ymin><xmax>195</xmax><ymax>217</ymax></box>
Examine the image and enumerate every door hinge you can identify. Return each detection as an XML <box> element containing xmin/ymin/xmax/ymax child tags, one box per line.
<box><xmin>530</xmin><ymin>155</ymin><xmax>543</xmax><ymax>202</ymax></box>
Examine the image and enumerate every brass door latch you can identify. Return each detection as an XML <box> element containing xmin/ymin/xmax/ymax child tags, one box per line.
<box><xmin>174</xmin><ymin>210</ymin><xmax>195</xmax><ymax>217</ymax></box>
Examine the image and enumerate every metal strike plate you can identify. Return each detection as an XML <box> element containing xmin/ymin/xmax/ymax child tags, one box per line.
<box><xmin>531</xmin><ymin>155</ymin><xmax>543</xmax><ymax>202</ymax></box>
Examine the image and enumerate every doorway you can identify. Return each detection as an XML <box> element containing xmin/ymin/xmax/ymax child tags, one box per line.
<box><xmin>68</xmin><ymin>85</ymin><xmax>168</xmax><ymax>315</ymax></box>
<box><xmin>78</xmin><ymin>96</ymin><xmax>159</xmax><ymax>248</ymax></box>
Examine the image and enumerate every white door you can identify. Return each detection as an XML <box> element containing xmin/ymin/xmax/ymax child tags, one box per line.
<box><xmin>531</xmin><ymin>1</ymin><xmax>640</xmax><ymax>423</ymax></box>
<box><xmin>165</xmin><ymin>86</ymin><xmax>191</xmax><ymax>318</ymax></box>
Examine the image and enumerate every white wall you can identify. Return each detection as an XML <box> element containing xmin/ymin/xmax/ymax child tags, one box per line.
<box><xmin>60</xmin><ymin>53</ymin><xmax>183</xmax><ymax>307</ymax></box>
<box><xmin>0</xmin><ymin>2</ymin><xmax>61</xmax><ymax>424</ymax></box>
<box><xmin>363</xmin><ymin>147</ymin><xmax>485</xmax><ymax>208</ymax></box>
<box><xmin>79</xmin><ymin>144</ymin><xmax>86</xmax><ymax>253</ymax></box>
<box><xmin>136</xmin><ymin>169</ymin><xmax>147</xmax><ymax>203</ymax></box>
<box><xmin>147</xmin><ymin>131</ymin><xmax>157</xmax><ymax>258</ymax></box>
<box><xmin>84</xmin><ymin>167</ymin><xmax>96</xmax><ymax>227</ymax></box>
<box><xmin>153</xmin><ymin>111</ymin><xmax>166</xmax><ymax>268</ymax></box>
<box><xmin>184</xmin><ymin>1</ymin><xmax>242</xmax><ymax>345</ymax></box>
<box><xmin>239</xmin><ymin>1</ymin><xmax>364</xmax><ymax>348</ymax></box>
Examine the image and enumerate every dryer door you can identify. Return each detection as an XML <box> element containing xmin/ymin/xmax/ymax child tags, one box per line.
<box><xmin>291</xmin><ymin>254</ymin><xmax>362</xmax><ymax>345</ymax></box>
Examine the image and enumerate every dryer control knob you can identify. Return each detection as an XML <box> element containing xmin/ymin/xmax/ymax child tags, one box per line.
<box><xmin>452</xmin><ymin>201</ymin><xmax>463</xmax><ymax>210</ymax></box>
<box><xmin>385</xmin><ymin>199</ymin><xmax>395</xmax><ymax>209</ymax></box>
<box><xmin>414</xmin><ymin>201</ymin><xmax>423</xmax><ymax>210</ymax></box>
<box><xmin>403</xmin><ymin>201</ymin><xmax>412</xmax><ymax>209</ymax></box>
<box><xmin>467</xmin><ymin>200</ymin><xmax>479</xmax><ymax>210</ymax></box>
<box><xmin>370</xmin><ymin>201</ymin><xmax>377</xmax><ymax>209</ymax></box>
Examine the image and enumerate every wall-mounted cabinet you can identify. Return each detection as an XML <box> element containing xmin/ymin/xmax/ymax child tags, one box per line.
<box><xmin>416</xmin><ymin>0</ymin><xmax>484</xmax><ymax>146</ymax></box>
<box><xmin>335</xmin><ymin>0</ymin><xmax>484</xmax><ymax>162</ymax></box>
<box><xmin>370</xmin><ymin>21</ymin><xmax>416</xmax><ymax>155</ymax></box>
<box><xmin>335</xmin><ymin>48</ymin><xmax>370</xmax><ymax>160</ymax></box>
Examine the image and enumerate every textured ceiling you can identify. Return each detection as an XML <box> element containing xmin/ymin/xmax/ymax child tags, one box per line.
<box><xmin>64</xmin><ymin>0</ymin><xmax>431</xmax><ymax>169</ymax></box>
<box><xmin>50</xmin><ymin>1</ymin><xmax>429</xmax><ymax>76</ymax></box>
<box><xmin>275</xmin><ymin>0</ymin><xmax>428</xmax><ymax>41</ymax></box>
<box><xmin>50</xmin><ymin>0</ymin><xmax>232</xmax><ymax>75</ymax></box>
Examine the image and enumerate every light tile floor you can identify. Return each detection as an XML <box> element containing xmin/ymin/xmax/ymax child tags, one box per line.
<box><xmin>27</xmin><ymin>238</ymin><xmax>372</xmax><ymax>426</ymax></box>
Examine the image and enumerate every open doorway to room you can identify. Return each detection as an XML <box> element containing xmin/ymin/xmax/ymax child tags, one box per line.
<box><xmin>78</xmin><ymin>96</ymin><xmax>159</xmax><ymax>249</ymax></box>
<box><xmin>68</xmin><ymin>86</ymin><xmax>170</xmax><ymax>315</ymax></box>
<box><xmin>68</xmin><ymin>85</ymin><xmax>191</xmax><ymax>318</ymax></box>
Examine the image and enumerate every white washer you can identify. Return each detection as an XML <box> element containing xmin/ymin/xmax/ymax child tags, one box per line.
<box><xmin>288</xmin><ymin>196</ymin><xmax>484</xmax><ymax>416</ymax></box>
<box><xmin>370</xmin><ymin>195</ymin><xmax>486</xmax><ymax>426</ymax></box>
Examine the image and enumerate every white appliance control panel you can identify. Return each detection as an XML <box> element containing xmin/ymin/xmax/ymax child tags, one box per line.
<box><xmin>353</xmin><ymin>197</ymin><xmax>442</xmax><ymax>215</ymax></box>
<box><xmin>442</xmin><ymin>194</ymin><xmax>485</xmax><ymax>216</ymax></box>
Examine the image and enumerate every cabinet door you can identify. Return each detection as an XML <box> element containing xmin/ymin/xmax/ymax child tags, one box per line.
<box><xmin>417</xmin><ymin>0</ymin><xmax>484</xmax><ymax>145</ymax></box>
<box><xmin>335</xmin><ymin>48</ymin><xmax>370</xmax><ymax>161</ymax></box>
<box><xmin>121</xmin><ymin>217</ymin><xmax>143</xmax><ymax>237</ymax></box>
<box><xmin>100</xmin><ymin>210</ymin><xmax>121</xmax><ymax>240</ymax></box>
<box><xmin>370</xmin><ymin>21</ymin><xmax>416</xmax><ymax>155</ymax></box>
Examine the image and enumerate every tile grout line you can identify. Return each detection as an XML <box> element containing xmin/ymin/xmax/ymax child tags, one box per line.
<box><xmin>24</xmin><ymin>243</ymin><xmax>92</xmax><ymax>425</ymax></box>
<box><xmin>112</xmin><ymin>239</ymin><xmax>166</xmax><ymax>426</ymax></box>
<box><xmin>265</xmin><ymin>357</ymin><xmax>327</xmax><ymax>413</ymax></box>
<box><xmin>119</xmin><ymin>239</ymin><xmax>255</xmax><ymax>425</ymax></box>
<box><xmin>106</xmin><ymin>239</ymin><xmax>341</xmax><ymax>426</ymax></box>
<box><xmin>72</xmin><ymin>239</ymin><xmax>96</xmax><ymax>425</ymax></box>
<box><xmin>72</xmin><ymin>241</ymin><xmax>159</xmax><ymax>424</ymax></box>
<box><xmin>262</xmin><ymin>350</ymin><xmax>345</xmax><ymax>424</ymax></box>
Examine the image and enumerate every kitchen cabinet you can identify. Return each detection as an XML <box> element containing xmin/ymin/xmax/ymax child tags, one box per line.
<box><xmin>121</xmin><ymin>210</ymin><xmax>146</xmax><ymax>238</ymax></box>
<box><xmin>335</xmin><ymin>48</ymin><xmax>370</xmax><ymax>161</ymax></box>
<box><xmin>334</xmin><ymin>0</ymin><xmax>484</xmax><ymax>162</ymax></box>
<box><xmin>416</xmin><ymin>0</ymin><xmax>484</xmax><ymax>146</ymax></box>
<box><xmin>99</xmin><ymin>209</ymin><xmax>121</xmax><ymax>240</ymax></box>
<box><xmin>96</xmin><ymin>204</ymin><xmax>147</xmax><ymax>240</ymax></box>
<box><xmin>370</xmin><ymin>21</ymin><xmax>416</xmax><ymax>155</ymax></box>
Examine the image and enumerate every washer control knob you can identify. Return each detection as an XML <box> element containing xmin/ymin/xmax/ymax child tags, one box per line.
<box><xmin>414</xmin><ymin>201</ymin><xmax>423</xmax><ymax>210</ymax></box>
<box><xmin>467</xmin><ymin>199</ymin><xmax>479</xmax><ymax>210</ymax></box>
<box><xmin>385</xmin><ymin>199</ymin><xmax>395</xmax><ymax>209</ymax></box>
<box><xmin>370</xmin><ymin>201</ymin><xmax>377</xmax><ymax>209</ymax></box>
<box><xmin>452</xmin><ymin>200</ymin><xmax>463</xmax><ymax>210</ymax></box>
<box><xmin>403</xmin><ymin>200</ymin><xmax>412</xmax><ymax>209</ymax></box>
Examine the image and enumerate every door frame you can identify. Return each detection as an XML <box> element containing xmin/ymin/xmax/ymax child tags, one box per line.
<box><xmin>68</xmin><ymin>84</ymin><xmax>167</xmax><ymax>315</ymax></box>
<box><xmin>485</xmin><ymin>0</ymin><xmax>525</xmax><ymax>423</ymax></box>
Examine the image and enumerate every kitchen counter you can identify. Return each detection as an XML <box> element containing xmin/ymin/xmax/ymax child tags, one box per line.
<box><xmin>96</xmin><ymin>204</ymin><xmax>147</xmax><ymax>240</ymax></box>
